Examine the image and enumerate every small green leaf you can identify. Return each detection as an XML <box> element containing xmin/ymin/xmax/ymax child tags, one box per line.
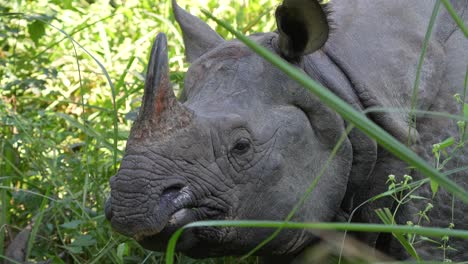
<box><xmin>71</xmin><ymin>234</ymin><xmax>96</xmax><ymax>247</ymax></box>
<box><xmin>447</xmin><ymin>245</ymin><xmax>458</xmax><ymax>251</ymax></box>
<box><xmin>419</xmin><ymin>236</ymin><xmax>438</xmax><ymax>244</ymax></box>
<box><xmin>60</xmin><ymin>220</ymin><xmax>82</xmax><ymax>229</ymax></box>
<box><xmin>409</xmin><ymin>195</ymin><xmax>429</xmax><ymax>200</ymax></box>
<box><xmin>438</xmin><ymin>137</ymin><xmax>455</xmax><ymax>149</ymax></box>
<box><xmin>117</xmin><ymin>243</ymin><xmax>129</xmax><ymax>261</ymax></box>
<box><xmin>63</xmin><ymin>0</ymin><xmax>73</xmax><ymax>9</ymax></box>
<box><xmin>28</xmin><ymin>20</ymin><xmax>46</xmax><ymax>44</ymax></box>
<box><xmin>430</xmin><ymin>179</ymin><xmax>439</xmax><ymax>197</ymax></box>
<box><xmin>463</xmin><ymin>103</ymin><xmax>468</xmax><ymax>118</ymax></box>
<box><xmin>375</xmin><ymin>208</ymin><xmax>420</xmax><ymax>260</ymax></box>
<box><xmin>65</xmin><ymin>246</ymin><xmax>83</xmax><ymax>254</ymax></box>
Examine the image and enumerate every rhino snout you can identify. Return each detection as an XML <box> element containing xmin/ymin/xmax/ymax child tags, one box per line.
<box><xmin>107</xmin><ymin>180</ymin><xmax>195</xmax><ymax>240</ymax></box>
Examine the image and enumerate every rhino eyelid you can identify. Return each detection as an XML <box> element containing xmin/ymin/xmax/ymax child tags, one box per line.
<box><xmin>231</xmin><ymin>138</ymin><xmax>251</xmax><ymax>155</ymax></box>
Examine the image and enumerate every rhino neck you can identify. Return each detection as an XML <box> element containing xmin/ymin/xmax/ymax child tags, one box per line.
<box><xmin>302</xmin><ymin>52</ymin><xmax>378</xmax><ymax>214</ymax></box>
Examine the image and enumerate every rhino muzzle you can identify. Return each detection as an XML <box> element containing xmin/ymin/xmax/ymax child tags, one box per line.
<box><xmin>106</xmin><ymin>180</ymin><xmax>195</xmax><ymax>240</ymax></box>
<box><xmin>106</xmin><ymin>169</ymin><xmax>226</xmax><ymax>252</ymax></box>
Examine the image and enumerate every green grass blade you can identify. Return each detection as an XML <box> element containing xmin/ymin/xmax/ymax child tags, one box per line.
<box><xmin>364</xmin><ymin>107</ymin><xmax>468</xmax><ymax>123</ymax></box>
<box><xmin>32</xmin><ymin>14</ymin><xmax>118</xmax><ymax>60</ymax></box>
<box><xmin>144</xmin><ymin>12</ymin><xmax>184</xmax><ymax>45</ymax></box>
<box><xmin>0</xmin><ymin>141</ymin><xmax>11</xmax><ymax>257</ymax></box>
<box><xmin>242</xmin><ymin>8</ymin><xmax>273</xmax><ymax>34</ymax></box>
<box><xmin>88</xmin><ymin>239</ymin><xmax>120</xmax><ymax>264</ymax></box>
<box><xmin>462</xmin><ymin>66</ymin><xmax>468</xmax><ymax>140</ymax></box>
<box><xmin>0</xmin><ymin>256</ymin><xmax>22</xmax><ymax>264</ymax></box>
<box><xmin>375</xmin><ymin>209</ymin><xmax>420</xmax><ymax>260</ymax></box>
<box><xmin>0</xmin><ymin>186</ymin><xmax>57</xmax><ymax>202</ymax></box>
<box><xmin>26</xmin><ymin>188</ymin><xmax>50</xmax><ymax>260</ymax></box>
<box><xmin>201</xmin><ymin>10</ymin><xmax>468</xmax><ymax>204</ymax></box>
<box><xmin>440</xmin><ymin>0</ymin><xmax>468</xmax><ymax>37</ymax></box>
<box><xmin>408</xmin><ymin>0</ymin><xmax>440</xmax><ymax>146</ymax></box>
<box><xmin>165</xmin><ymin>220</ymin><xmax>468</xmax><ymax>264</ymax></box>
<box><xmin>56</xmin><ymin>113</ymin><xmax>117</xmax><ymax>152</ymax></box>
<box><xmin>115</xmin><ymin>55</ymin><xmax>136</xmax><ymax>95</ymax></box>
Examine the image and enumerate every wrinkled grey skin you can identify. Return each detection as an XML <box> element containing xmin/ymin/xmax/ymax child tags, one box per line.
<box><xmin>106</xmin><ymin>0</ymin><xmax>468</xmax><ymax>261</ymax></box>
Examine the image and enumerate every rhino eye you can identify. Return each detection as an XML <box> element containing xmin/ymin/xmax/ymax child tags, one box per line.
<box><xmin>232</xmin><ymin>138</ymin><xmax>251</xmax><ymax>155</ymax></box>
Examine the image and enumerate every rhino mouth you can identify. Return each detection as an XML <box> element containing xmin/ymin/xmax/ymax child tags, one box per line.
<box><xmin>137</xmin><ymin>209</ymin><xmax>226</xmax><ymax>253</ymax></box>
<box><xmin>134</xmin><ymin>205</ymin><xmax>224</xmax><ymax>240</ymax></box>
<box><xmin>134</xmin><ymin>193</ymin><xmax>226</xmax><ymax>252</ymax></box>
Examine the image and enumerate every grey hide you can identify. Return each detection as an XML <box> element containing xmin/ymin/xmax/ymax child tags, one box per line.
<box><xmin>106</xmin><ymin>0</ymin><xmax>468</xmax><ymax>261</ymax></box>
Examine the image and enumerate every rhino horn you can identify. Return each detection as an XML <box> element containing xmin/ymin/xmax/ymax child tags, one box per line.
<box><xmin>133</xmin><ymin>33</ymin><xmax>192</xmax><ymax>139</ymax></box>
<box><xmin>275</xmin><ymin>0</ymin><xmax>330</xmax><ymax>60</ymax></box>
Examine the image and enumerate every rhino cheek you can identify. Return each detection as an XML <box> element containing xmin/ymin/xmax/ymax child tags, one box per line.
<box><xmin>224</xmin><ymin>107</ymin><xmax>351</xmax><ymax>254</ymax></box>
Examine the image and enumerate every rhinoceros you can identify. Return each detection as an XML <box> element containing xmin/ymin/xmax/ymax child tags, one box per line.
<box><xmin>105</xmin><ymin>0</ymin><xmax>468</xmax><ymax>261</ymax></box>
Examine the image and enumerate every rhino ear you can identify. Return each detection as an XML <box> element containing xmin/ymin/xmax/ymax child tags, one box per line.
<box><xmin>275</xmin><ymin>0</ymin><xmax>329</xmax><ymax>60</ymax></box>
<box><xmin>172</xmin><ymin>0</ymin><xmax>224</xmax><ymax>63</ymax></box>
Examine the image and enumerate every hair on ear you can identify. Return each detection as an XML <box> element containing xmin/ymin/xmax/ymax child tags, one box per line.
<box><xmin>275</xmin><ymin>0</ymin><xmax>333</xmax><ymax>61</ymax></box>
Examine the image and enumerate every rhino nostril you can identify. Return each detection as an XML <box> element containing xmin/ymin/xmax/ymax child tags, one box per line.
<box><xmin>161</xmin><ymin>185</ymin><xmax>184</xmax><ymax>201</ymax></box>
<box><xmin>160</xmin><ymin>184</ymin><xmax>193</xmax><ymax>209</ymax></box>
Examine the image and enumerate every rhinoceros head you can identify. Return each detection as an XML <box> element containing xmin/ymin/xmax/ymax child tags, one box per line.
<box><xmin>106</xmin><ymin>0</ymin><xmax>357</xmax><ymax>257</ymax></box>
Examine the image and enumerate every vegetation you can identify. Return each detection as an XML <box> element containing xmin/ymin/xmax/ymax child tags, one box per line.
<box><xmin>0</xmin><ymin>0</ymin><xmax>467</xmax><ymax>263</ymax></box>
